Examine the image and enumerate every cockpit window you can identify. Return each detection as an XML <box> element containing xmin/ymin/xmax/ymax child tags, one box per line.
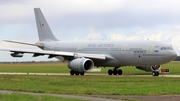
<box><xmin>167</xmin><ymin>47</ymin><xmax>173</xmax><ymax>50</ymax></box>
<box><xmin>161</xmin><ymin>47</ymin><xmax>166</xmax><ymax>50</ymax></box>
<box><xmin>160</xmin><ymin>47</ymin><xmax>173</xmax><ymax>50</ymax></box>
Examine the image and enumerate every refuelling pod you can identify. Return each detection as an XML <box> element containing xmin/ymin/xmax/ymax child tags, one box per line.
<box><xmin>11</xmin><ymin>52</ymin><xmax>23</xmax><ymax>57</ymax></box>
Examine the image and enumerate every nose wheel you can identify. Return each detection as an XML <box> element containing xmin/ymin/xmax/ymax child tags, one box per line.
<box><xmin>152</xmin><ymin>71</ymin><xmax>159</xmax><ymax>76</ymax></box>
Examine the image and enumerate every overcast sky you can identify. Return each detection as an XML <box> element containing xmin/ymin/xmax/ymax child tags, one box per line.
<box><xmin>0</xmin><ymin>0</ymin><xmax>180</xmax><ymax>62</ymax></box>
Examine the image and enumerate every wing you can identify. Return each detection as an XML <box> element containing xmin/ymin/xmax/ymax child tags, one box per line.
<box><xmin>3</xmin><ymin>40</ymin><xmax>44</xmax><ymax>49</ymax></box>
<box><xmin>0</xmin><ymin>48</ymin><xmax>106</xmax><ymax>60</ymax></box>
<box><xmin>173</xmin><ymin>56</ymin><xmax>180</xmax><ymax>61</ymax></box>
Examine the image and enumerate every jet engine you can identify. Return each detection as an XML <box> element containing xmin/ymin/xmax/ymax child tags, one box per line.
<box><xmin>68</xmin><ymin>58</ymin><xmax>94</xmax><ymax>72</ymax></box>
<box><xmin>136</xmin><ymin>65</ymin><xmax>161</xmax><ymax>72</ymax></box>
<box><xmin>10</xmin><ymin>52</ymin><xmax>23</xmax><ymax>57</ymax></box>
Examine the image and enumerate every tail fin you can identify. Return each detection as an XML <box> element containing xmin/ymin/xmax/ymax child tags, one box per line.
<box><xmin>34</xmin><ymin>8</ymin><xmax>58</xmax><ymax>41</ymax></box>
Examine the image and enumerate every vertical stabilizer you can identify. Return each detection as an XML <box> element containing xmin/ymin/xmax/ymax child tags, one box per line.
<box><xmin>34</xmin><ymin>8</ymin><xmax>58</xmax><ymax>41</ymax></box>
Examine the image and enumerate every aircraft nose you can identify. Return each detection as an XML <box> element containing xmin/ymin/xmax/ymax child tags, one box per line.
<box><xmin>168</xmin><ymin>50</ymin><xmax>177</xmax><ymax>61</ymax></box>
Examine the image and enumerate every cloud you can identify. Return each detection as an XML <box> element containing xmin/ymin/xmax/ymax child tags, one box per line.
<box><xmin>85</xmin><ymin>29</ymin><xmax>103</xmax><ymax>40</ymax></box>
<box><xmin>105</xmin><ymin>25</ymin><xmax>180</xmax><ymax>55</ymax></box>
<box><xmin>0</xmin><ymin>0</ymin><xmax>125</xmax><ymax>22</ymax></box>
<box><xmin>125</xmin><ymin>0</ymin><xmax>180</xmax><ymax>14</ymax></box>
<box><xmin>109</xmin><ymin>34</ymin><xmax>139</xmax><ymax>40</ymax></box>
<box><xmin>1</xmin><ymin>0</ymin><xmax>180</xmax><ymax>62</ymax></box>
<box><xmin>35</xmin><ymin>0</ymin><xmax>125</xmax><ymax>14</ymax></box>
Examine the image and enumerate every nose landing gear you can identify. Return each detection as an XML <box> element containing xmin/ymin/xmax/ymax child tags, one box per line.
<box><xmin>152</xmin><ymin>71</ymin><xmax>159</xmax><ymax>76</ymax></box>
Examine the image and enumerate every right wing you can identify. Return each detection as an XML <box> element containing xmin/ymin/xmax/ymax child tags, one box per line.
<box><xmin>173</xmin><ymin>56</ymin><xmax>180</xmax><ymax>61</ymax></box>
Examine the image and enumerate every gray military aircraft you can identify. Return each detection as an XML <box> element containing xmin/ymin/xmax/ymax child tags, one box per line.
<box><xmin>1</xmin><ymin>8</ymin><xmax>177</xmax><ymax>76</ymax></box>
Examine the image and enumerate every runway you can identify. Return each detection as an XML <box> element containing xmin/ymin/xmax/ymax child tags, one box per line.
<box><xmin>0</xmin><ymin>72</ymin><xmax>180</xmax><ymax>77</ymax></box>
<box><xmin>0</xmin><ymin>90</ymin><xmax>120</xmax><ymax>101</ymax></box>
<box><xmin>1</xmin><ymin>90</ymin><xmax>180</xmax><ymax>101</ymax></box>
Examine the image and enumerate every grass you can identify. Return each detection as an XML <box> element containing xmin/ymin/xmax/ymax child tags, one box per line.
<box><xmin>0</xmin><ymin>62</ymin><xmax>179</xmax><ymax>75</ymax></box>
<box><xmin>0</xmin><ymin>75</ymin><xmax>180</xmax><ymax>95</ymax></box>
<box><xmin>0</xmin><ymin>62</ymin><xmax>67</xmax><ymax>73</ymax></box>
<box><xmin>0</xmin><ymin>62</ymin><xmax>180</xmax><ymax>96</ymax></box>
<box><xmin>0</xmin><ymin>93</ymin><xmax>88</xmax><ymax>101</ymax></box>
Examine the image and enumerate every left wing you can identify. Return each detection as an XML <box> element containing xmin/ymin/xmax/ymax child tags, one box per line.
<box><xmin>0</xmin><ymin>48</ymin><xmax>106</xmax><ymax>60</ymax></box>
<box><xmin>3</xmin><ymin>40</ymin><xmax>44</xmax><ymax>49</ymax></box>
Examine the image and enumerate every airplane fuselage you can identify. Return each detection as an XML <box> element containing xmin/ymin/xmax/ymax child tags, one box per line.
<box><xmin>42</xmin><ymin>40</ymin><xmax>177</xmax><ymax>67</ymax></box>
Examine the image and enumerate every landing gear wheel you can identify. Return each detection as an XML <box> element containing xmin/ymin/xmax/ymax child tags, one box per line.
<box><xmin>70</xmin><ymin>70</ymin><xmax>75</xmax><ymax>75</ymax></box>
<box><xmin>113</xmin><ymin>69</ymin><xmax>117</xmax><ymax>75</ymax></box>
<box><xmin>156</xmin><ymin>71</ymin><xmax>159</xmax><ymax>76</ymax></box>
<box><xmin>108</xmin><ymin>69</ymin><xmax>113</xmax><ymax>75</ymax></box>
<box><xmin>117</xmin><ymin>69</ymin><xmax>122</xmax><ymax>75</ymax></box>
<box><xmin>75</xmin><ymin>71</ymin><xmax>79</xmax><ymax>75</ymax></box>
<box><xmin>80</xmin><ymin>72</ymin><xmax>84</xmax><ymax>75</ymax></box>
<box><xmin>152</xmin><ymin>71</ymin><xmax>159</xmax><ymax>76</ymax></box>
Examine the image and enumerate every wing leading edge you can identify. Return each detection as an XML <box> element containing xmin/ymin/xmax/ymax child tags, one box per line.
<box><xmin>3</xmin><ymin>40</ymin><xmax>44</xmax><ymax>49</ymax></box>
<box><xmin>0</xmin><ymin>48</ymin><xmax>106</xmax><ymax>60</ymax></box>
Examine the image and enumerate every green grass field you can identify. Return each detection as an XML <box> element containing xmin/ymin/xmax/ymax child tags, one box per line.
<box><xmin>0</xmin><ymin>62</ymin><xmax>179</xmax><ymax>75</ymax></box>
<box><xmin>0</xmin><ymin>75</ymin><xmax>180</xmax><ymax>95</ymax></box>
<box><xmin>0</xmin><ymin>62</ymin><xmax>180</xmax><ymax>97</ymax></box>
<box><xmin>0</xmin><ymin>93</ymin><xmax>88</xmax><ymax>101</ymax></box>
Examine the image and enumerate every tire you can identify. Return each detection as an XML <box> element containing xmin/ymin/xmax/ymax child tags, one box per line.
<box><xmin>80</xmin><ymin>72</ymin><xmax>84</xmax><ymax>75</ymax></box>
<box><xmin>75</xmin><ymin>71</ymin><xmax>79</xmax><ymax>75</ymax></box>
<box><xmin>152</xmin><ymin>71</ymin><xmax>156</xmax><ymax>76</ymax></box>
<box><xmin>152</xmin><ymin>71</ymin><xmax>159</xmax><ymax>76</ymax></box>
<box><xmin>113</xmin><ymin>69</ymin><xmax>117</xmax><ymax>75</ymax></box>
<box><xmin>108</xmin><ymin>69</ymin><xmax>113</xmax><ymax>75</ymax></box>
<box><xmin>70</xmin><ymin>70</ymin><xmax>74</xmax><ymax>75</ymax></box>
<box><xmin>156</xmin><ymin>71</ymin><xmax>159</xmax><ymax>76</ymax></box>
<box><xmin>117</xmin><ymin>69</ymin><xmax>123</xmax><ymax>75</ymax></box>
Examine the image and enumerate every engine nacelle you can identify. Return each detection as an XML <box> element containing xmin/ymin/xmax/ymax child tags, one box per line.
<box><xmin>10</xmin><ymin>52</ymin><xmax>23</xmax><ymax>57</ymax></box>
<box><xmin>68</xmin><ymin>58</ymin><xmax>94</xmax><ymax>72</ymax></box>
<box><xmin>136</xmin><ymin>65</ymin><xmax>161</xmax><ymax>72</ymax></box>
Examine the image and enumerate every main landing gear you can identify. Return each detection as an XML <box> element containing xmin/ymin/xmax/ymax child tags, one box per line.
<box><xmin>108</xmin><ymin>67</ymin><xmax>122</xmax><ymax>75</ymax></box>
<box><xmin>70</xmin><ymin>70</ymin><xmax>85</xmax><ymax>76</ymax></box>
<box><xmin>152</xmin><ymin>71</ymin><xmax>159</xmax><ymax>76</ymax></box>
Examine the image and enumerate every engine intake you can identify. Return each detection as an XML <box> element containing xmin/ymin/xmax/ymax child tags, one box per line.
<box><xmin>68</xmin><ymin>58</ymin><xmax>94</xmax><ymax>72</ymax></box>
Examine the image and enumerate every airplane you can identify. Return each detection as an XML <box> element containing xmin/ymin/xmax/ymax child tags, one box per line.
<box><xmin>0</xmin><ymin>8</ymin><xmax>177</xmax><ymax>76</ymax></box>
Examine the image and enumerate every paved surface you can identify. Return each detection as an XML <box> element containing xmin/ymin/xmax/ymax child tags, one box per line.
<box><xmin>0</xmin><ymin>72</ymin><xmax>180</xmax><ymax>77</ymax></box>
<box><xmin>1</xmin><ymin>90</ymin><xmax>180</xmax><ymax>101</ymax></box>
<box><xmin>90</xmin><ymin>95</ymin><xmax>180</xmax><ymax>101</ymax></box>
<box><xmin>0</xmin><ymin>90</ymin><xmax>120</xmax><ymax>101</ymax></box>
